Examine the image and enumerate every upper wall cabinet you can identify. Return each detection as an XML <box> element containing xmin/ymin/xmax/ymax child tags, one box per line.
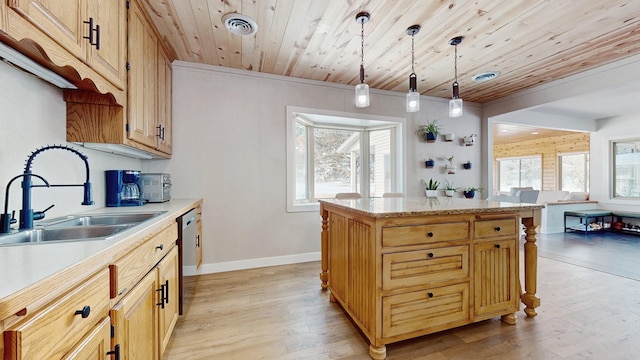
<box><xmin>1</xmin><ymin>0</ymin><xmax>126</xmax><ymax>104</ymax></box>
<box><xmin>7</xmin><ymin>0</ymin><xmax>126</xmax><ymax>90</ymax></box>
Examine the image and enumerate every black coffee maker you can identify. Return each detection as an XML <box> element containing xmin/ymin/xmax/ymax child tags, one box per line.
<box><xmin>105</xmin><ymin>170</ymin><xmax>145</xmax><ymax>206</ymax></box>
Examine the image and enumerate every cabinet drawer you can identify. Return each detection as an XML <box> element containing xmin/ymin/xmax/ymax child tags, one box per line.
<box><xmin>383</xmin><ymin>245</ymin><xmax>469</xmax><ymax>290</ymax></box>
<box><xmin>474</xmin><ymin>218</ymin><xmax>518</xmax><ymax>240</ymax></box>
<box><xmin>4</xmin><ymin>268</ymin><xmax>110</xmax><ymax>360</ymax></box>
<box><xmin>382</xmin><ymin>221</ymin><xmax>469</xmax><ymax>247</ymax></box>
<box><xmin>111</xmin><ymin>223</ymin><xmax>177</xmax><ymax>298</ymax></box>
<box><xmin>383</xmin><ymin>283</ymin><xmax>469</xmax><ymax>338</ymax></box>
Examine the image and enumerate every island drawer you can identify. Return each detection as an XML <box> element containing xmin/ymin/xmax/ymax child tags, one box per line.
<box><xmin>382</xmin><ymin>282</ymin><xmax>469</xmax><ymax>338</ymax></box>
<box><xmin>382</xmin><ymin>245</ymin><xmax>469</xmax><ymax>290</ymax></box>
<box><xmin>382</xmin><ymin>221</ymin><xmax>470</xmax><ymax>247</ymax></box>
<box><xmin>110</xmin><ymin>223</ymin><xmax>178</xmax><ymax>299</ymax></box>
<box><xmin>474</xmin><ymin>218</ymin><xmax>518</xmax><ymax>240</ymax></box>
<box><xmin>4</xmin><ymin>268</ymin><xmax>110</xmax><ymax>360</ymax></box>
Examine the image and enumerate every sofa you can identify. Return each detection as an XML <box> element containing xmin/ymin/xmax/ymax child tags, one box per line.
<box><xmin>489</xmin><ymin>188</ymin><xmax>596</xmax><ymax>234</ymax></box>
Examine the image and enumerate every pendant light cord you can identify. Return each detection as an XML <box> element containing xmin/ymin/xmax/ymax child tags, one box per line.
<box><xmin>411</xmin><ymin>34</ymin><xmax>415</xmax><ymax>74</ymax></box>
<box><xmin>359</xmin><ymin>20</ymin><xmax>365</xmax><ymax>83</ymax></box>
<box><xmin>454</xmin><ymin>43</ymin><xmax>458</xmax><ymax>84</ymax></box>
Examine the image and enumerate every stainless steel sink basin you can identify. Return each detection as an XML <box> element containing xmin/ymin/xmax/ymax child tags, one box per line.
<box><xmin>42</xmin><ymin>212</ymin><xmax>164</xmax><ymax>227</ymax></box>
<box><xmin>0</xmin><ymin>211</ymin><xmax>166</xmax><ymax>246</ymax></box>
<box><xmin>0</xmin><ymin>224</ymin><xmax>135</xmax><ymax>245</ymax></box>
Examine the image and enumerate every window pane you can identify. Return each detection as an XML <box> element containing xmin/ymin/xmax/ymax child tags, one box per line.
<box><xmin>614</xmin><ymin>140</ymin><xmax>640</xmax><ymax>198</ymax></box>
<box><xmin>499</xmin><ymin>159</ymin><xmax>520</xmax><ymax>192</ymax></box>
<box><xmin>560</xmin><ymin>153</ymin><xmax>589</xmax><ymax>192</ymax></box>
<box><xmin>498</xmin><ymin>157</ymin><xmax>541</xmax><ymax>191</ymax></box>
<box><xmin>370</xmin><ymin>129</ymin><xmax>392</xmax><ymax>197</ymax></box>
<box><xmin>520</xmin><ymin>157</ymin><xmax>541</xmax><ymax>188</ymax></box>
<box><xmin>313</xmin><ymin>128</ymin><xmax>359</xmax><ymax>199</ymax></box>
<box><xmin>294</xmin><ymin>122</ymin><xmax>307</xmax><ymax>200</ymax></box>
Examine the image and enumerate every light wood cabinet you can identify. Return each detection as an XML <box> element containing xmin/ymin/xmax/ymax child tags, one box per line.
<box><xmin>320</xmin><ymin>202</ymin><xmax>523</xmax><ymax>359</ymax></box>
<box><xmin>3</xmin><ymin>268</ymin><xmax>111</xmax><ymax>360</ymax></box>
<box><xmin>62</xmin><ymin>317</ymin><xmax>112</xmax><ymax>360</ymax></box>
<box><xmin>6</xmin><ymin>0</ymin><xmax>126</xmax><ymax>90</ymax></box>
<box><xmin>157</xmin><ymin>246</ymin><xmax>179</xmax><ymax>355</ymax></box>
<box><xmin>64</xmin><ymin>0</ymin><xmax>173</xmax><ymax>158</ymax></box>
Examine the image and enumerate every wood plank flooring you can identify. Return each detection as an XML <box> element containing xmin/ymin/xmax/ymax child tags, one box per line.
<box><xmin>163</xmin><ymin>233</ymin><xmax>640</xmax><ymax>359</ymax></box>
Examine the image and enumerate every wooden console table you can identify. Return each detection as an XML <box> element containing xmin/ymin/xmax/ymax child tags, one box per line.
<box><xmin>319</xmin><ymin>197</ymin><xmax>543</xmax><ymax>359</ymax></box>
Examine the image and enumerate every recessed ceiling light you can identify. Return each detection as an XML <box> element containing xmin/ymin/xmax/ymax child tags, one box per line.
<box><xmin>222</xmin><ymin>13</ymin><xmax>258</xmax><ymax>36</ymax></box>
<box><xmin>531</xmin><ymin>131</ymin><xmax>540</xmax><ymax>135</ymax></box>
<box><xmin>500</xmin><ymin>129</ymin><xmax>509</xmax><ymax>132</ymax></box>
<box><xmin>472</xmin><ymin>71</ymin><xmax>500</xmax><ymax>83</ymax></box>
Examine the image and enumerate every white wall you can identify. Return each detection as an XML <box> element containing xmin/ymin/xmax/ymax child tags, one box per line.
<box><xmin>143</xmin><ymin>61</ymin><xmax>482</xmax><ymax>272</ymax></box>
<box><xmin>0</xmin><ymin>61</ymin><xmax>140</xmax><ymax>220</ymax></box>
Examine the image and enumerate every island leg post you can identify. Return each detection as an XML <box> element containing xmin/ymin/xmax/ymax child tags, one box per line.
<box><xmin>369</xmin><ymin>344</ymin><xmax>386</xmax><ymax>360</ymax></box>
<box><xmin>320</xmin><ymin>207</ymin><xmax>329</xmax><ymax>290</ymax></box>
<box><xmin>521</xmin><ymin>217</ymin><xmax>541</xmax><ymax>316</ymax></box>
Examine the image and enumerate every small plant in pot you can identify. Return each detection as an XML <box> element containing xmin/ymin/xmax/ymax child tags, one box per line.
<box><xmin>463</xmin><ymin>161</ymin><xmax>472</xmax><ymax>169</ymax></box>
<box><xmin>424</xmin><ymin>178</ymin><xmax>440</xmax><ymax>197</ymax></box>
<box><xmin>463</xmin><ymin>186</ymin><xmax>484</xmax><ymax>199</ymax></box>
<box><xmin>416</xmin><ymin>119</ymin><xmax>441</xmax><ymax>143</ymax></box>
<box><xmin>444</xmin><ymin>180</ymin><xmax>458</xmax><ymax>197</ymax></box>
<box><xmin>446</xmin><ymin>155</ymin><xmax>457</xmax><ymax>174</ymax></box>
<box><xmin>425</xmin><ymin>157</ymin><xmax>435</xmax><ymax>168</ymax></box>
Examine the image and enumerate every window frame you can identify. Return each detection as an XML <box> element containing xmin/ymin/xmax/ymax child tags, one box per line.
<box><xmin>495</xmin><ymin>155</ymin><xmax>542</xmax><ymax>192</ymax></box>
<box><xmin>611</xmin><ymin>138</ymin><xmax>640</xmax><ymax>200</ymax></box>
<box><xmin>557</xmin><ymin>152</ymin><xmax>590</xmax><ymax>192</ymax></box>
<box><xmin>286</xmin><ymin>106</ymin><xmax>405</xmax><ymax>212</ymax></box>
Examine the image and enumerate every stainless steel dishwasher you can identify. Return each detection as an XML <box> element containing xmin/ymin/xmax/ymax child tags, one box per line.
<box><xmin>177</xmin><ymin>208</ymin><xmax>198</xmax><ymax>315</ymax></box>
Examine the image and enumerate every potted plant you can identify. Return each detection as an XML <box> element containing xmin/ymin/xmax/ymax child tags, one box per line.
<box><xmin>424</xmin><ymin>178</ymin><xmax>440</xmax><ymax>197</ymax></box>
<box><xmin>444</xmin><ymin>180</ymin><xmax>458</xmax><ymax>197</ymax></box>
<box><xmin>444</xmin><ymin>133</ymin><xmax>456</xmax><ymax>142</ymax></box>
<box><xmin>463</xmin><ymin>161</ymin><xmax>472</xmax><ymax>169</ymax></box>
<box><xmin>463</xmin><ymin>186</ymin><xmax>484</xmax><ymax>199</ymax></box>
<box><xmin>446</xmin><ymin>155</ymin><xmax>457</xmax><ymax>174</ymax></box>
<box><xmin>416</xmin><ymin>119</ymin><xmax>441</xmax><ymax>143</ymax></box>
<box><xmin>425</xmin><ymin>157</ymin><xmax>435</xmax><ymax>168</ymax></box>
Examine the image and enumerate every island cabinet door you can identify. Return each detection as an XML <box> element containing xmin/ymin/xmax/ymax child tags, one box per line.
<box><xmin>473</xmin><ymin>238</ymin><xmax>519</xmax><ymax>319</ymax></box>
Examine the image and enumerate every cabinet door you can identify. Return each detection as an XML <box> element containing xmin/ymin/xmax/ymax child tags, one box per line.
<box><xmin>156</xmin><ymin>43</ymin><xmax>172</xmax><ymax>154</ymax></box>
<box><xmin>89</xmin><ymin>0</ymin><xmax>126</xmax><ymax>89</ymax></box>
<box><xmin>8</xmin><ymin>0</ymin><xmax>87</xmax><ymax>60</ymax></box>
<box><xmin>473</xmin><ymin>238</ymin><xmax>519</xmax><ymax>319</ymax></box>
<box><xmin>110</xmin><ymin>269</ymin><xmax>159</xmax><ymax>360</ymax></box>
<box><xmin>62</xmin><ymin>317</ymin><xmax>112</xmax><ymax>360</ymax></box>
<box><xmin>157</xmin><ymin>246</ymin><xmax>179</xmax><ymax>356</ymax></box>
<box><xmin>127</xmin><ymin>0</ymin><xmax>158</xmax><ymax>149</ymax></box>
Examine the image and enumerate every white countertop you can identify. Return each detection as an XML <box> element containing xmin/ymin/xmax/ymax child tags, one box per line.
<box><xmin>0</xmin><ymin>199</ymin><xmax>201</xmax><ymax>302</ymax></box>
<box><xmin>319</xmin><ymin>197</ymin><xmax>545</xmax><ymax>218</ymax></box>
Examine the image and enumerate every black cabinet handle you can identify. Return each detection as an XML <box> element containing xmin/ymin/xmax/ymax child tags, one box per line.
<box><xmin>163</xmin><ymin>280</ymin><xmax>169</xmax><ymax>304</ymax></box>
<box><xmin>495</xmin><ymin>244</ymin><xmax>501</xmax><ymax>249</ymax></box>
<box><xmin>427</xmin><ymin>232</ymin><xmax>434</xmax><ymax>237</ymax></box>
<box><xmin>156</xmin><ymin>244</ymin><xmax>164</xmax><ymax>251</ymax></box>
<box><xmin>74</xmin><ymin>305</ymin><xmax>91</xmax><ymax>318</ymax></box>
<box><xmin>156</xmin><ymin>284</ymin><xmax>165</xmax><ymax>308</ymax></box>
<box><xmin>94</xmin><ymin>24</ymin><xmax>100</xmax><ymax>50</ymax></box>
<box><xmin>494</xmin><ymin>226</ymin><xmax>501</xmax><ymax>232</ymax></box>
<box><xmin>83</xmin><ymin>17</ymin><xmax>94</xmax><ymax>45</ymax></box>
<box><xmin>107</xmin><ymin>344</ymin><xmax>120</xmax><ymax>360</ymax></box>
<box><xmin>427</xmin><ymin>252</ymin><xmax>434</xmax><ymax>258</ymax></box>
<box><xmin>196</xmin><ymin>234</ymin><xmax>200</xmax><ymax>247</ymax></box>
<box><xmin>427</xmin><ymin>292</ymin><xmax>434</xmax><ymax>298</ymax></box>
<box><xmin>157</xmin><ymin>125</ymin><xmax>162</xmax><ymax>138</ymax></box>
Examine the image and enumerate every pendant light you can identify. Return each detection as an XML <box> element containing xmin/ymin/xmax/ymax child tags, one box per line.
<box><xmin>405</xmin><ymin>25</ymin><xmax>421</xmax><ymax>112</ymax></box>
<box><xmin>449</xmin><ymin>36</ymin><xmax>464</xmax><ymax>118</ymax></box>
<box><xmin>355</xmin><ymin>12</ymin><xmax>370</xmax><ymax>108</ymax></box>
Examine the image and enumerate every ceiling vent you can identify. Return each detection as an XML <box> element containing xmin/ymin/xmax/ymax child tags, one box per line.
<box><xmin>472</xmin><ymin>71</ymin><xmax>500</xmax><ymax>83</ymax></box>
<box><xmin>222</xmin><ymin>13</ymin><xmax>258</xmax><ymax>36</ymax></box>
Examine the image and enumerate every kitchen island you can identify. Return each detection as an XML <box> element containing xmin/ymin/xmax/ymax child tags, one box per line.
<box><xmin>319</xmin><ymin>197</ymin><xmax>543</xmax><ymax>359</ymax></box>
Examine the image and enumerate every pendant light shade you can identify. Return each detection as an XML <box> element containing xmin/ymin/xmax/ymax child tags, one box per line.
<box><xmin>449</xmin><ymin>36</ymin><xmax>464</xmax><ymax>118</ymax></box>
<box><xmin>405</xmin><ymin>25</ymin><xmax>421</xmax><ymax>113</ymax></box>
<box><xmin>355</xmin><ymin>12</ymin><xmax>370</xmax><ymax>108</ymax></box>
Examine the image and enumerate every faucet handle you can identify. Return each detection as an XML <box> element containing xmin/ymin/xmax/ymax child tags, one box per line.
<box><xmin>33</xmin><ymin>204</ymin><xmax>55</xmax><ymax>221</ymax></box>
<box><xmin>1</xmin><ymin>211</ymin><xmax>16</xmax><ymax>233</ymax></box>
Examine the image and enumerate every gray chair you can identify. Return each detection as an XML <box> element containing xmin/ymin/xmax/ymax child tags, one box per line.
<box><xmin>335</xmin><ymin>192</ymin><xmax>362</xmax><ymax>199</ymax></box>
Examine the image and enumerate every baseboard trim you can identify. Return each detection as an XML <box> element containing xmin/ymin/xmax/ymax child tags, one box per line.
<box><xmin>183</xmin><ymin>252</ymin><xmax>321</xmax><ymax>276</ymax></box>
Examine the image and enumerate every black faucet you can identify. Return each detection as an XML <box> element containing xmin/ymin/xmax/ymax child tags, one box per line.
<box><xmin>1</xmin><ymin>173</ymin><xmax>49</xmax><ymax>233</ymax></box>
<box><xmin>15</xmin><ymin>145</ymin><xmax>94</xmax><ymax>230</ymax></box>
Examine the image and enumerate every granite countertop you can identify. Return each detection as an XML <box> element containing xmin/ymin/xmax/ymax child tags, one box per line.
<box><xmin>0</xmin><ymin>199</ymin><xmax>201</xmax><ymax>308</ymax></box>
<box><xmin>319</xmin><ymin>197</ymin><xmax>545</xmax><ymax>218</ymax></box>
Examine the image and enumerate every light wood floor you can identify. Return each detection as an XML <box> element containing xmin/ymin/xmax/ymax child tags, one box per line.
<box><xmin>164</xmin><ymin>243</ymin><xmax>640</xmax><ymax>359</ymax></box>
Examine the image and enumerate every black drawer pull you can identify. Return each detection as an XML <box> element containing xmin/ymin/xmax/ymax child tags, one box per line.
<box><xmin>427</xmin><ymin>232</ymin><xmax>434</xmax><ymax>237</ymax></box>
<box><xmin>107</xmin><ymin>344</ymin><xmax>120</xmax><ymax>360</ymax></box>
<box><xmin>494</xmin><ymin>226</ymin><xmax>501</xmax><ymax>232</ymax></box>
<box><xmin>495</xmin><ymin>244</ymin><xmax>501</xmax><ymax>249</ymax></box>
<box><xmin>427</xmin><ymin>252</ymin><xmax>434</xmax><ymax>258</ymax></box>
<box><xmin>427</xmin><ymin>292</ymin><xmax>434</xmax><ymax>298</ymax></box>
<box><xmin>156</xmin><ymin>244</ymin><xmax>164</xmax><ymax>251</ymax></box>
<box><xmin>74</xmin><ymin>305</ymin><xmax>91</xmax><ymax>318</ymax></box>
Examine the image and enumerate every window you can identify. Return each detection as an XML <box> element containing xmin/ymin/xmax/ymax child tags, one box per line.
<box><xmin>558</xmin><ymin>152</ymin><xmax>589</xmax><ymax>192</ymax></box>
<box><xmin>612</xmin><ymin>139</ymin><xmax>640</xmax><ymax>198</ymax></box>
<box><xmin>496</xmin><ymin>156</ymin><xmax>541</xmax><ymax>192</ymax></box>
<box><xmin>287</xmin><ymin>107</ymin><xmax>404</xmax><ymax>212</ymax></box>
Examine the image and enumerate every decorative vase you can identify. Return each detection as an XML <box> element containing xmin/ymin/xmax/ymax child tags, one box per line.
<box><xmin>425</xmin><ymin>190</ymin><xmax>438</xmax><ymax>197</ymax></box>
<box><xmin>426</xmin><ymin>132</ymin><xmax>437</xmax><ymax>142</ymax></box>
<box><xmin>445</xmin><ymin>190</ymin><xmax>455</xmax><ymax>197</ymax></box>
<box><xmin>446</xmin><ymin>166</ymin><xmax>457</xmax><ymax>174</ymax></box>
<box><xmin>425</xmin><ymin>160</ymin><xmax>435</xmax><ymax>168</ymax></box>
<box><xmin>463</xmin><ymin>162</ymin><xmax>472</xmax><ymax>169</ymax></box>
<box><xmin>444</xmin><ymin>133</ymin><xmax>456</xmax><ymax>141</ymax></box>
<box><xmin>463</xmin><ymin>134</ymin><xmax>477</xmax><ymax>146</ymax></box>
<box><xmin>463</xmin><ymin>190</ymin><xmax>475</xmax><ymax>198</ymax></box>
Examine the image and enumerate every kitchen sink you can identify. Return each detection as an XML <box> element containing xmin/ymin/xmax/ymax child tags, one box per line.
<box><xmin>0</xmin><ymin>211</ymin><xmax>166</xmax><ymax>246</ymax></box>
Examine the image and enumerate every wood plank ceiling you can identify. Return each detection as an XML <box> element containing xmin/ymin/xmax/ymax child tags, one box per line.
<box><xmin>140</xmin><ymin>0</ymin><xmax>640</xmax><ymax>104</ymax></box>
